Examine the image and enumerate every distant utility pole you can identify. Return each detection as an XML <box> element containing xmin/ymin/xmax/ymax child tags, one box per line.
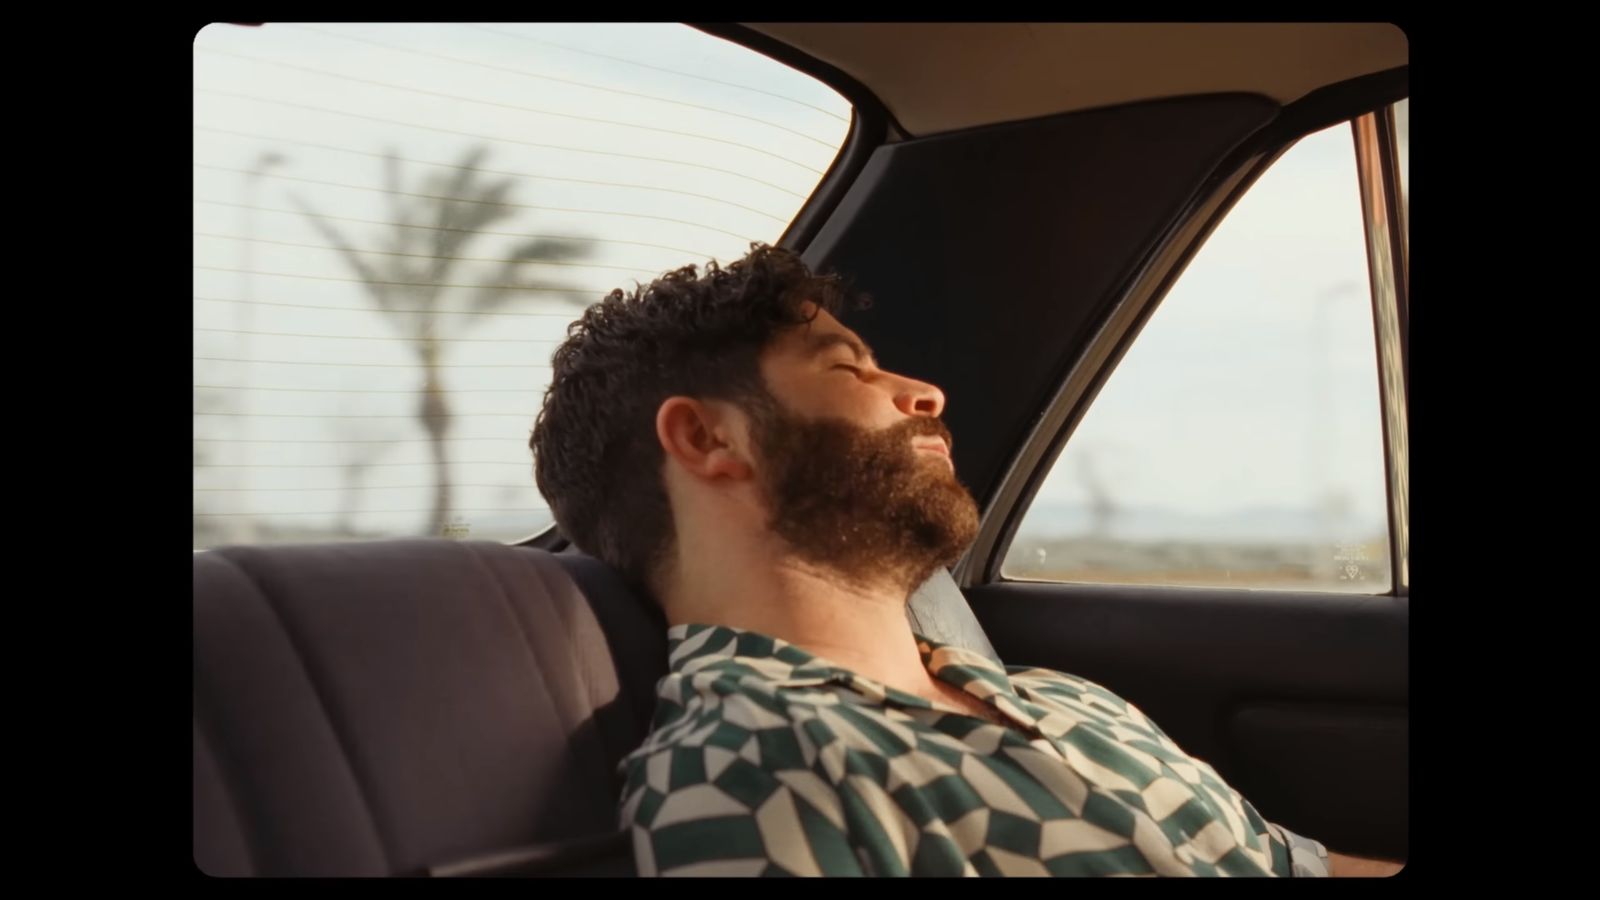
<box><xmin>1079</xmin><ymin>449</ymin><xmax>1115</xmax><ymax>541</ymax></box>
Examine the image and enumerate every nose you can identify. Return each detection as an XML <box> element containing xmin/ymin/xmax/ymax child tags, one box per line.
<box><xmin>891</xmin><ymin>373</ymin><xmax>946</xmax><ymax>418</ymax></box>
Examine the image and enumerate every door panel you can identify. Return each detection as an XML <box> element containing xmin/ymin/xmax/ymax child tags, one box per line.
<box><xmin>966</xmin><ymin>582</ymin><xmax>1407</xmax><ymax>859</ymax></box>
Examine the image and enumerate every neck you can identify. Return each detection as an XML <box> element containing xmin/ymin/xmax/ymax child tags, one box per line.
<box><xmin>661</xmin><ymin>528</ymin><xmax>939</xmax><ymax>700</ymax></box>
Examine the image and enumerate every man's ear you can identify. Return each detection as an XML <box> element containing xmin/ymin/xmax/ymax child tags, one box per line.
<box><xmin>655</xmin><ymin>396</ymin><xmax>754</xmax><ymax>482</ymax></box>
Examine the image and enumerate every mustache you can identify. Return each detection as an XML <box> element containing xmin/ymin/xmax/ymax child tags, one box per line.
<box><xmin>885</xmin><ymin>415</ymin><xmax>953</xmax><ymax>450</ymax></box>
<box><xmin>758</xmin><ymin>408</ymin><xmax>957</xmax><ymax>464</ymax></box>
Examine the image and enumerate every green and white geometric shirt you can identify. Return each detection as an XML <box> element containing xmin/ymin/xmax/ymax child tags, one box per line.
<box><xmin>618</xmin><ymin>624</ymin><xmax>1331</xmax><ymax>877</ymax></box>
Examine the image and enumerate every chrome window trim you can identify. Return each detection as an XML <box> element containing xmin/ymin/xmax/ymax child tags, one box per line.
<box><xmin>1352</xmin><ymin>109</ymin><xmax>1409</xmax><ymax>594</ymax></box>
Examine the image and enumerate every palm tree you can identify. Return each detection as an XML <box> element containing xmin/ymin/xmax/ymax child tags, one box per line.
<box><xmin>292</xmin><ymin>146</ymin><xmax>594</xmax><ymax>534</ymax></box>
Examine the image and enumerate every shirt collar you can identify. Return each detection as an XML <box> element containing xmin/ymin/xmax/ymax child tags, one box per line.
<box><xmin>665</xmin><ymin>622</ymin><xmax>1018</xmax><ymax>707</ymax></box>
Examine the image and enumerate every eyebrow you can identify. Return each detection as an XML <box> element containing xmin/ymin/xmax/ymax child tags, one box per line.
<box><xmin>806</xmin><ymin>332</ymin><xmax>877</xmax><ymax>368</ymax></box>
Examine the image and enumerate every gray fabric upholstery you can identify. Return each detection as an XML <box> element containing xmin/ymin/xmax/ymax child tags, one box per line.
<box><xmin>193</xmin><ymin>538</ymin><xmax>996</xmax><ymax>877</ymax></box>
<box><xmin>193</xmin><ymin>540</ymin><xmax>663</xmax><ymax>876</ymax></box>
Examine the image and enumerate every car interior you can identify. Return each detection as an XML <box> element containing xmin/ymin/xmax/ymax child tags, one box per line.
<box><xmin>193</xmin><ymin>22</ymin><xmax>1408</xmax><ymax>876</ymax></box>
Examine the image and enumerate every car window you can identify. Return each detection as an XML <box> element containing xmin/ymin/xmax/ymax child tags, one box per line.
<box><xmin>1002</xmin><ymin>121</ymin><xmax>1393</xmax><ymax>593</ymax></box>
<box><xmin>193</xmin><ymin>23</ymin><xmax>852</xmax><ymax>549</ymax></box>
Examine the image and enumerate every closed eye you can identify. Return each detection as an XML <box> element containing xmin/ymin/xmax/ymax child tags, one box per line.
<box><xmin>832</xmin><ymin>363</ymin><xmax>862</xmax><ymax>375</ymax></box>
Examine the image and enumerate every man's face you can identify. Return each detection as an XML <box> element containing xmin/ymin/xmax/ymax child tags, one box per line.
<box><xmin>749</xmin><ymin>307</ymin><xmax>980</xmax><ymax>593</ymax></box>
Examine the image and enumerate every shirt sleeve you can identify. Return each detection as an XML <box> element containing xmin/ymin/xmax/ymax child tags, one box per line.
<box><xmin>1268</xmin><ymin>822</ymin><xmax>1331</xmax><ymax>877</ymax></box>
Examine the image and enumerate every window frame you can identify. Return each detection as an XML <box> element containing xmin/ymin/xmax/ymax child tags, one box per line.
<box><xmin>958</xmin><ymin>92</ymin><xmax>1410</xmax><ymax>593</ymax></box>
<box><xmin>1353</xmin><ymin>104</ymin><xmax>1410</xmax><ymax>594</ymax></box>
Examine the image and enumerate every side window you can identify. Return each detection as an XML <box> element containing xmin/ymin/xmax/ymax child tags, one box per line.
<box><xmin>193</xmin><ymin>23</ymin><xmax>852</xmax><ymax>549</ymax></box>
<box><xmin>1003</xmin><ymin>121</ymin><xmax>1392</xmax><ymax>593</ymax></box>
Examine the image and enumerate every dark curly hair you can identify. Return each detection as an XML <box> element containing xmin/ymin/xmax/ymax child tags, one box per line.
<box><xmin>530</xmin><ymin>243</ymin><xmax>866</xmax><ymax>594</ymax></box>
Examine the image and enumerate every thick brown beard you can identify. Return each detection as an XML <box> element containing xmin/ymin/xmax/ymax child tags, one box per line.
<box><xmin>752</xmin><ymin>405</ymin><xmax>981</xmax><ymax>596</ymax></box>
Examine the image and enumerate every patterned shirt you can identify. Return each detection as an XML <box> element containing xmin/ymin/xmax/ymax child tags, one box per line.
<box><xmin>618</xmin><ymin>624</ymin><xmax>1330</xmax><ymax>877</ymax></box>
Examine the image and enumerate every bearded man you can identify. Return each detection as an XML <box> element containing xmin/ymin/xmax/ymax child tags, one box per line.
<box><xmin>528</xmin><ymin>244</ymin><xmax>1398</xmax><ymax>878</ymax></box>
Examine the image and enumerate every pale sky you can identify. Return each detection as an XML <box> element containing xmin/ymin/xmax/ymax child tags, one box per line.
<box><xmin>1032</xmin><ymin>123</ymin><xmax>1390</xmax><ymax>535</ymax></box>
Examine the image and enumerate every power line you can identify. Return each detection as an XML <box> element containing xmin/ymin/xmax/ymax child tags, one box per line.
<box><xmin>197</xmin><ymin>412</ymin><xmax>535</xmax><ymax>419</ymax></box>
<box><xmin>278</xmin><ymin>24</ymin><xmax>846</xmax><ymax>136</ymax></box>
<box><xmin>196</xmin><ymin>45</ymin><xmax>828</xmax><ymax>174</ymax></box>
<box><xmin>195</xmin><ymin>484</ymin><xmax>540</xmax><ymax>492</ymax></box>
<box><xmin>193</xmin><ymin>294</ymin><xmax>584</xmax><ymax>319</ymax></box>
<box><xmin>195</xmin><ymin>508</ymin><xmax>549</xmax><ymax>517</ymax></box>
<box><xmin>195</xmin><ymin>356</ymin><xmax>550</xmax><ymax>369</ymax></box>
<box><xmin>193</xmin><ymin>264</ymin><xmax>601</xmax><ymax>293</ymax></box>
<box><xmin>193</xmin><ymin>162</ymin><xmax>764</xmax><ymax>241</ymax></box>
<box><xmin>195</xmin><ymin>127</ymin><xmax>788</xmax><ymax>223</ymax></box>
<box><xmin>195</xmin><ymin>88</ymin><xmax>808</xmax><ymax>199</ymax></box>
<box><xmin>193</xmin><ymin>228</ymin><xmax>669</xmax><ymax>274</ymax></box>
<box><xmin>194</xmin><ymin>437</ymin><xmax>529</xmax><ymax>443</ymax></box>
<box><xmin>193</xmin><ymin>198</ymin><xmax>714</xmax><ymax>259</ymax></box>
<box><xmin>464</xmin><ymin>24</ymin><xmax>850</xmax><ymax>124</ymax></box>
<box><xmin>196</xmin><ymin>461</ymin><xmax>531</xmax><ymax>468</ymax></box>
<box><xmin>194</xmin><ymin>327</ymin><xmax>559</xmax><ymax>344</ymax></box>
<box><xmin>194</xmin><ymin>384</ymin><xmax>540</xmax><ymax>393</ymax></box>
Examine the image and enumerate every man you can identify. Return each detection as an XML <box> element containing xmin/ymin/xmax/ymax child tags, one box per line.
<box><xmin>529</xmin><ymin>244</ymin><xmax>1401</xmax><ymax>877</ymax></box>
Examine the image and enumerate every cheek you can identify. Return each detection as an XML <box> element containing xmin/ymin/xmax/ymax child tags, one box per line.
<box><xmin>831</xmin><ymin>381</ymin><xmax>900</xmax><ymax>427</ymax></box>
<box><xmin>768</xmin><ymin>370</ymin><xmax>893</xmax><ymax>424</ymax></box>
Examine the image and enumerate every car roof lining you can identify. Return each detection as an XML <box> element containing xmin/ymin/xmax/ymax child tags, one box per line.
<box><xmin>741</xmin><ymin>23</ymin><xmax>1407</xmax><ymax>137</ymax></box>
